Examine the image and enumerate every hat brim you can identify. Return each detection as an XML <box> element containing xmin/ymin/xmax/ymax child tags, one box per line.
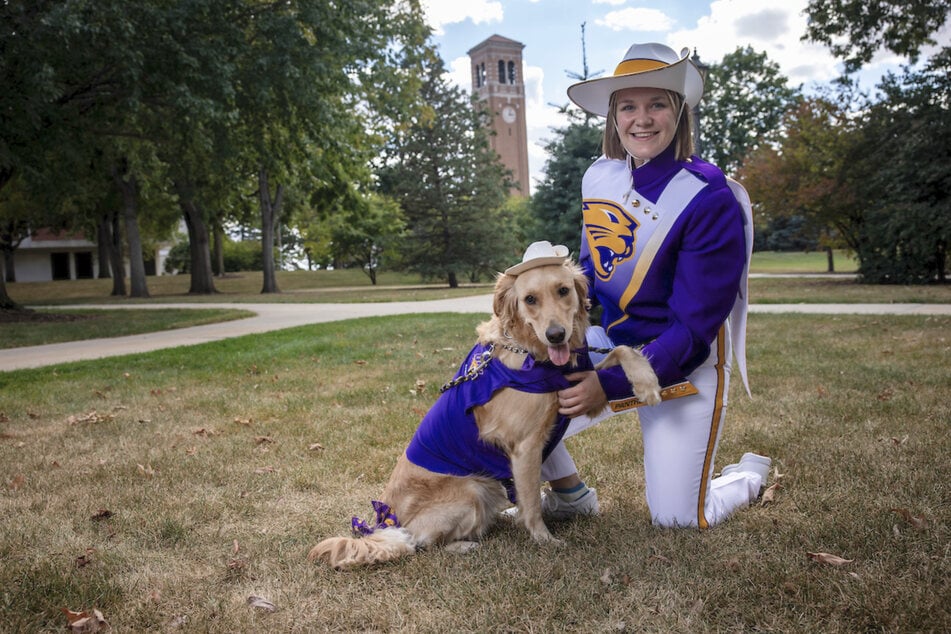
<box><xmin>504</xmin><ymin>255</ymin><xmax>569</xmax><ymax>276</ymax></box>
<box><xmin>567</xmin><ymin>55</ymin><xmax>703</xmax><ymax>116</ymax></box>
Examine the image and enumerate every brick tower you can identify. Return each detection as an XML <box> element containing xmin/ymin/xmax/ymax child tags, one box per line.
<box><xmin>468</xmin><ymin>35</ymin><xmax>530</xmax><ymax>197</ymax></box>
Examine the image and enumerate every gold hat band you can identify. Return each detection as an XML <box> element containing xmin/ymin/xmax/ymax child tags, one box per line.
<box><xmin>613</xmin><ymin>58</ymin><xmax>668</xmax><ymax>76</ymax></box>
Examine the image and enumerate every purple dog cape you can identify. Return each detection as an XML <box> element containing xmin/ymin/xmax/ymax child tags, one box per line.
<box><xmin>405</xmin><ymin>342</ymin><xmax>593</xmax><ymax>502</ymax></box>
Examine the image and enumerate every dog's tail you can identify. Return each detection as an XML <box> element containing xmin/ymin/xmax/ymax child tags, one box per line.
<box><xmin>308</xmin><ymin>527</ymin><xmax>417</xmax><ymax>569</ymax></box>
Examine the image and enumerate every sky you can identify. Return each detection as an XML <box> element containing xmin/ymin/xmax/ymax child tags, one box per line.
<box><xmin>421</xmin><ymin>0</ymin><xmax>950</xmax><ymax>193</ymax></box>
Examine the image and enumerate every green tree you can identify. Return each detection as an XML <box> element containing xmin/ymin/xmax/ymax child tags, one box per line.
<box><xmin>847</xmin><ymin>49</ymin><xmax>951</xmax><ymax>283</ymax></box>
<box><xmin>701</xmin><ymin>46</ymin><xmax>800</xmax><ymax>173</ymax></box>
<box><xmin>737</xmin><ymin>95</ymin><xmax>858</xmax><ymax>271</ymax></box>
<box><xmin>530</xmin><ymin>119</ymin><xmax>603</xmax><ymax>251</ymax></box>
<box><xmin>804</xmin><ymin>0</ymin><xmax>951</xmax><ymax>73</ymax></box>
<box><xmin>330</xmin><ymin>193</ymin><xmax>406</xmax><ymax>284</ymax></box>
<box><xmin>376</xmin><ymin>49</ymin><xmax>512</xmax><ymax>288</ymax></box>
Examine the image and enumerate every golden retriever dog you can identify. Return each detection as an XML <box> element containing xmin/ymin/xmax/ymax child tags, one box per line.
<box><xmin>309</xmin><ymin>257</ymin><xmax>661</xmax><ymax>569</ymax></box>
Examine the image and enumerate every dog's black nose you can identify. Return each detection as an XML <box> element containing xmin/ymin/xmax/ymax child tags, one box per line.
<box><xmin>546</xmin><ymin>325</ymin><xmax>566</xmax><ymax>344</ymax></box>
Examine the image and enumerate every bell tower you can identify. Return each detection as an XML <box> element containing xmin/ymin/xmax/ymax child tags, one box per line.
<box><xmin>468</xmin><ymin>35</ymin><xmax>530</xmax><ymax>197</ymax></box>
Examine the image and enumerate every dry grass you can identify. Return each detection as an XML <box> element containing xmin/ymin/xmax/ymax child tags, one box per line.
<box><xmin>0</xmin><ymin>313</ymin><xmax>948</xmax><ymax>632</ymax></box>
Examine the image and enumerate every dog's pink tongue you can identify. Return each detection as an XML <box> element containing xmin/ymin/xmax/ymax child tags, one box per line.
<box><xmin>548</xmin><ymin>344</ymin><xmax>570</xmax><ymax>366</ymax></box>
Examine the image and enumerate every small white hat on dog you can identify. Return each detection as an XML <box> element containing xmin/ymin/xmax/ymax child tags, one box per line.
<box><xmin>504</xmin><ymin>241</ymin><xmax>570</xmax><ymax>276</ymax></box>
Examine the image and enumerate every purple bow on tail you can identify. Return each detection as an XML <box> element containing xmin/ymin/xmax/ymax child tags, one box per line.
<box><xmin>351</xmin><ymin>500</ymin><xmax>401</xmax><ymax>536</ymax></box>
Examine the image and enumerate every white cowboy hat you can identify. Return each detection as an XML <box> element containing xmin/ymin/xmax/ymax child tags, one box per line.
<box><xmin>504</xmin><ymin>241</ymin><xmax>570</xmax><ymax>276</ymax></box>
<box><xmin>567</xmin><ymin>42</ymin><xmax>704</xmax><ymax>116</ymax></box>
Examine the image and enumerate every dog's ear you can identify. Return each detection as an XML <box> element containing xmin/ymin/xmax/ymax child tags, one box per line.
<box><xmin>493</xmin><ymin>272</ymin><xmax>518</xmax><ymax>328</ymax></box>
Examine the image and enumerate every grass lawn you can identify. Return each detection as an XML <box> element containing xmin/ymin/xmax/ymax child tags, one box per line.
<box><xmin>0</xmin><ymin>308</ymin><xmax>253</xmax><ymax>349</ymax></box>
<box><xmin>0</xmin><ymin>313</ymin><xmax>948</xmax><ymax>632</ymax></box>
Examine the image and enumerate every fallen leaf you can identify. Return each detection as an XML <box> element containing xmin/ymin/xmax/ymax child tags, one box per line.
<box><xmin>254</xmin><ymin>466</ymin><xmax>276</xmax><ymax>474</ymax></box>
<box><xmin>353</xmin><ymin>360</ymin><xmax>368</xmax><ymax>365</ymax></box>
<box><xmin>76</xmin><ymin>548</ymin><xmax>95</xmax><ymax>568</ymax></box>
<box><xmin>0</xmin><ymin>412</ymin><xmax>9</xmax><ymax>422</ymax></box>
<box><xmin>233</xmin><ymin>539</ymin><xmax>240</xmax><ymax>555</ymax></box>
<box><xmin>8</xmin><ymin>474</ymin><xmax>25</xmax><ymax>491</ymax></box>
<box><xmin>647</xmin><ymin>554</ymin><xmax>672</xmax><ymax>565</ymax></box>
<box><xmin>192</xmin><ymin>428</ymin><xmax>216</xmax><ymax>437</ymax></box>
<box><xmin>891</xmin><ymin>508</ymin><xmax>928</xmax><ymax>530</ymax></box>
<box><xmin>599</xmin><ymin>568</ymin><xmax>613</xmax><ymax>584</ymax></box>
<box><xmin>62</xmin><ymin>607</ymin><xmax>110</xmax><ymax>632</ymax></box>
<box><xmin>91</xmin><ymin>509</ymin><xmax>114</xmax><ymax>522</ymax></box>
<box><xmin>167</xmin><ymin>614</ymin><xmax>188</xmax><ymax>629</ymax></box>
<box><xmin>761</xmin><ymin>482</ymin><xmax>782</xmax><ymax>506</ymax></box>
<box><xmin>254</xmin><ymin>436</ymin><xmax>274</xmax><ymax>445</ymax></box>
<box><xmin>137</xmin><ymin>464</ymin><xmax>155</xmax><ymax>478</ymax></box>
<box><xmin>890</xmin><ymin>435</ymin><xmax>909</xmax><ymax>446</ymax></box>
<box><xmin>247</xmin><ymin>595</ymin><xmax>277</xmax><ymax>612</ymax></box>
<box><xmin>806</xmin><ymin>551</ymin><xmax>853</xmax><ymax>566</ymax></box>
<box><xmin>308</xmin><ymin>443</ymin><xmax>325</xmax><ymax>452</ymax></box>
<box><xmin>233</xmin><ymin>417</ymin><xmax>253</xmax><ymax>426</ymax></box>
<box><xmin>185</xmin><ymin>447</ymin><xmax>197</xmax><ymax>456</ymax></box>
<box><xmin>67</xmin><ymin>411</ymin><xmax>114</xmax><ymax>425</ymax></box>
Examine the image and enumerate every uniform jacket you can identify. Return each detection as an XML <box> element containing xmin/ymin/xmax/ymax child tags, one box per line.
<box><xmin>580</xmin><ymin>145</ymin><xmax>747</xmax><ymax>397</ymax></box>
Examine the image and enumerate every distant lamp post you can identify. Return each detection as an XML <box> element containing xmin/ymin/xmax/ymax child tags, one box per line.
<box><xmin>690</xmin><ymin>48</ymin><xmax>709</xmax><ymax>157</ymax></box>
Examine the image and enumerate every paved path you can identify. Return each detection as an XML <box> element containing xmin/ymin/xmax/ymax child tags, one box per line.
<box><xmin>3</xmin><ymin>297</ymin><xmax>949</xmax><ymax>372</ymax></box>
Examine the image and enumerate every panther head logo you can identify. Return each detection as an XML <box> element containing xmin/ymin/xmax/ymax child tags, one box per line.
<box><xmin>583</xmin><ymin>200</ymin><xmax>638</xmax><ymax>281</ymax></box>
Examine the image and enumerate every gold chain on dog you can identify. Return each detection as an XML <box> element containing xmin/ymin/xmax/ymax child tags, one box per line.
<box><xmin>440</xmin><ymin>345</ymin><xmax>496</xmax><ymax>393</ymax></box>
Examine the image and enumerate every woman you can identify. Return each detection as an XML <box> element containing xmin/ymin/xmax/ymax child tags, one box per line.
<box><xmin>539</xmin><ymin>43</ymin><xmax>770</xmax><ymax>528</ymax></box>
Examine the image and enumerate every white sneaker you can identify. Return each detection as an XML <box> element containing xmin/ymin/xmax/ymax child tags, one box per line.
<box><xmin>721</xmin><ymin>452</ymin><xmax>771</xmax><ymax>482</ymax></box>
<box><xmin>540</xmin><ymin>487</ymin><xmax>600</xmax><ymax>520</ymax></box>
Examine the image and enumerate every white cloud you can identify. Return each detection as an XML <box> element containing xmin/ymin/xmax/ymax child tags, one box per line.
<box><xmin>446</xmin><ymin>56</ymin><xmax>473</xmax><ymax>91</ymax></box>
<box><xmin>593</xmin><ymin>0</ymin><xmax>628</xmax><ymax>5</ymax></box>
<box><xmin>595</xmin><ymin>8</ymin><xmax>675</xmax><ymax>32</ymax></box>
<box><xmin>667</xmin><ymin>0</ymin><xmax>840</xmax><ymax>86</ymax></box>
<box><xmin>421</xmin><ymin>0</ymin><xmax>503</xmax><ymax>35</ymax></box>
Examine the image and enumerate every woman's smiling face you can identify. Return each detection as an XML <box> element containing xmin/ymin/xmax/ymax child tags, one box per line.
<box><xmin>613</xmin><ymin>87</ymin><xmax>678</xmax><ymax>166</ymax></box>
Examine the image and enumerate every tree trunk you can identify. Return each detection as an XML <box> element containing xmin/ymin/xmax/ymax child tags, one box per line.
<box><xmin>936</xmin><ymin>241</ymin><xmax>946</xmax><ymax>283</ymax></box>
<box><xmin>213</xmin><ymin>221</ymin><xmax>225</xmax><ymax>277</ymax></box>
<box><xmin>825</xmin><ymin>246</ymin><xmax>835</xmax><ymax>273</ymax></box>
<box><xmin>258</xmin><ymin>167</ymin><xmax>283</xmax><ymax>294</ymax></box>
<box><xmin>4</xmin><ymin>249</ymin><xmax>14</xmax><ymax>282</ymax></box>
<box><xmin>448</xmin><ymin>271</ymin><xmax>458</xmax><ymax>288</ymax></box>
<box><xmin>179</xmin><ymin>197</ymin><xmax>217</xmax><ymax>294</ymax></box>
<box><xmin>96</xmin><ymin>216</ymin><xmax>112</xmax><ymax>278</ymax></box>
<box><xmin>0</xmin><ymin>251</ymin><xmax>21</xmax><ymax>310</ymax></box>
<box><xmin>114</xmin><ymin>171</ymin><xmax>150</xmax><ymax>298</ymax></box>
<box><xmin>107</xmin><ymin>211</ymin><xmax>126</xmax><ymax>297</ymax></box>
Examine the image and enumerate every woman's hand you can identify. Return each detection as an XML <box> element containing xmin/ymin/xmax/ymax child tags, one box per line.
<box><xmin>558</xmin><ymin>371</ymin><xmax>607</xmax><ymax>417</ymax></box>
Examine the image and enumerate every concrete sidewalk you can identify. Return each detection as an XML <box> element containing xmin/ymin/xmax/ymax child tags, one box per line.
<box><xmin>3</xmin><ymin>297</ymin><xmax>949</xmax><ymax>372</ymax></box>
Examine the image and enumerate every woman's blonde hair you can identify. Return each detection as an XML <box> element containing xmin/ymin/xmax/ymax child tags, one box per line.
<box><xmin>602</xmin><ymin>89</ymin><xmax>695</xmax><ymax>161</ymax></box>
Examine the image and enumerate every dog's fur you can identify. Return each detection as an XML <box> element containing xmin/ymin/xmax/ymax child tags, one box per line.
<box><xmin>309</xmin><ymin>259</ymin><xmax>661</xmax><ymax>569</ymax></box>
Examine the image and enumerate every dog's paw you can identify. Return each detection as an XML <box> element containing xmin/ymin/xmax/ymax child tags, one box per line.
<box><xmin>533</xmin><ymin>533</ymin><xmax>564</xmax><ymax>547</ymax></box>
<box><xmin>444</xmin><ymin>540</ymin><xmax>481</xmax><ymax>554</ymax></box>
<box><xmin>635</xmin><ymin>376</ymin><xmax>662</xmax><ymax>406</ymax></box>
<box><xmin>529</xmin><ymin>528</ymin><xmax>561</xmax><ymax>545</ymax></box>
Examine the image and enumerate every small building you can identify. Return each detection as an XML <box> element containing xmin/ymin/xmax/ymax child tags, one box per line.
<box><xmin>8</xmin><ymin>228</ymin><xmax>171</xmax><ymax>283</ymax></box>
